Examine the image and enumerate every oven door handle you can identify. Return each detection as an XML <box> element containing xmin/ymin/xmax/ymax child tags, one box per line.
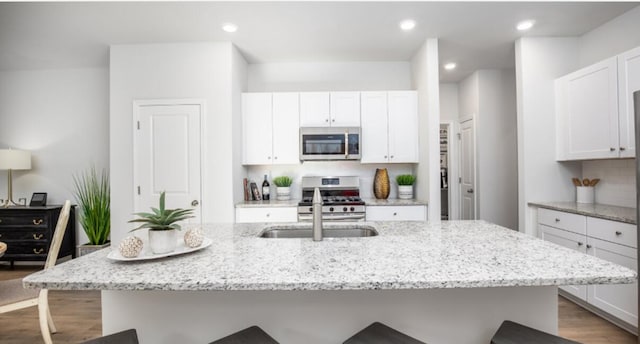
<box><xmin>324</xmin><ymin>215</ymin><xmax>365</xmax><ymax>221</ymax></box>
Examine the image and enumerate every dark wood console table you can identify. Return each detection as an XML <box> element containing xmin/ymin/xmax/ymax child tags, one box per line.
<box><xmin>0</xmin><ymin>205</ymin><xmax>76</xmax><ymax>267</ymax></box>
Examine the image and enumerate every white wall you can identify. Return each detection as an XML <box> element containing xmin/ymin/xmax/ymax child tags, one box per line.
<box><xmin>515</xmin><ymin>37</ymin><xmax>582</xmax><ymax>235</ymax></box>
<box><xmin>458</xmin><ymin>73</ymin><xmax>479</xmax><ymax>119</ymax></box>
<box><xmin>232</xmin><ymin>46</ymin><xmax>249</xmax><ymax>205</ymax></box>
<box><xmin>476</xmin><ymin>69</ymin><xmax>518</xmax><ymax>230</ymax></box>
<box><xmin>439</xmin><ymin>83</ymin><xmax>459</xmax><ymax>122</ymax></box>
<box><xmin>411</xmin><ymin>39</ymin><xmax>441</xmax><ymax>222</ymax></box>
<box><xmin>0</xmin><ymin>67</ymin><xmax>109</xmax><ymax>245</ymax></box>
<box><xmin>110</xmin><ymin>42</ymin><xmax>239</xmax><ymax>244</ymax></box>
<box><xmin>248</xmin><ymin>62</ymin><xmax>411</xmax><ymax>92</ymax></box>
<box><xmin>582</xmin><ymin>160</ymin><xmax>635</xmax><ymax>208</ymax></box>
<box><xmin>579</xmin><ymin>5</ymin><xmax>640</xmax><ymax>68</ymax></box>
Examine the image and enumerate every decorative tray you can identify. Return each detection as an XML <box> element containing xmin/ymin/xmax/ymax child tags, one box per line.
<box><xmin>107</xmin><ymin>238</ymin><xmax>212</xmax><ymax>262</ymax></box>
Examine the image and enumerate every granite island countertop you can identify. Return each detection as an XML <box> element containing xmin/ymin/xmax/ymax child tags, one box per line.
<box><xmin>529</xmin><ymin>201</ymin><xmax>636</xmax><ymax>224</ymax></box>
<box><xmin>24</xmin><ymin>221</ymin><xmax>636</xmax><ymax>291</ymax></box>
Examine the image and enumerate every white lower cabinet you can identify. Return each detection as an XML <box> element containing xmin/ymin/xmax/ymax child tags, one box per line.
<box><xmin>538</xmin><ymin>209</ymin><xmax>638</xmax><ymax>327</ymax></box>
<box><xmin>366</xmin><ymin>205</ymin><xmax>426</xmax><ymax>221</ymax></box>
<box><xmin>235</xmin><ymin>207</ymin><xmax>297</xmax><ymax>223</ymax></box>
<box><xmin>587</xmin><ymin>236</ymin><xmax>638</xmax><ymax>326</ymax></box>
<box><xmin>539</xmin><ymin>224</ymin><xmax>587</xmax><ymax>300</ymax></box>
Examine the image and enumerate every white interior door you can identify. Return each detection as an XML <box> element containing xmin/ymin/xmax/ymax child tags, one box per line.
<box><xmin>459</xmin><ymin>118</ymin><xmax>475</xmax><ymax>220</ymax></box>
<box><xmin>134</xmin><ymin>101</ymin><xmax>202</xmax><ymax>223</ymax></box>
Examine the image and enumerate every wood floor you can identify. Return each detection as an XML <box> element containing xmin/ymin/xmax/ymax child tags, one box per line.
<box><xmin>0</xmin><ymin>265</ymin><xmax>637</xmax><ymax>344</ymax></box>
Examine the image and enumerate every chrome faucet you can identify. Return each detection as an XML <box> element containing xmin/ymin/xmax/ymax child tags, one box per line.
<box><xmin>312</xmin><ymin>187</ymin><xmax>323</xmax><ymax>241</ymax></box>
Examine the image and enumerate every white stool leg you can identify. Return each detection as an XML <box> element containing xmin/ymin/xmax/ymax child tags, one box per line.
<box><xmin>38</xmin><ymin>290</ymin><xmax>53</xmax><ymax>344</ymax></box>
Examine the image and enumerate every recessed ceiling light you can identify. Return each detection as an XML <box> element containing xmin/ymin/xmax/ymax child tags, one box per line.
<box><xmin>222</xmin><ymin>23</ymin><xmax>238</xmax><ymax>33</ymax></box>
<box><xmin>399</xmin><ymin>19</ymin><xmax>416</xmax><ymax>31</ymax></box>
<box><xmin>516</xmin><ymin>20</ymin><xmax>535</xmax><ymax>31</ymax></box>
<box><xmin>444</xmin><ymin>63</ymin><xmax>457</xmax><ymax>71</ymax></box>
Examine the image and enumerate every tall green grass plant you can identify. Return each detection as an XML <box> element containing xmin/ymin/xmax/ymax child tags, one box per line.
<box><xmin>73</xmin><ymin>166</ymin><xmax>110</xmax><ymax>245</ymax></box>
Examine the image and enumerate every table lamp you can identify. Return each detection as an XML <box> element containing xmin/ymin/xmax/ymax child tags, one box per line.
<box><xmin>0</xmin><ymin>149</ymin><xmax>32</xmax><ymax>207</ymax></box>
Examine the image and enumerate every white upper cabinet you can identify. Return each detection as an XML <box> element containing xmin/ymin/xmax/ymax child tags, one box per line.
<box><xmin>243</xmin><ymin>93</ymin><xmax>273</xmax><ymax>165</ymax></box>
<box><xmin>242</xmin><ymin>92</ymin><xmax>300</xmax><ymax>165</ymax></box>
<box><xmin>556</xmin><ymin>45</ymin><xmax>640</xmax><ymax>161</ymax></box>
<box><xmin>330</xmin><ymin>92</ymin><xmax>361</xmax><ymax>126</ymax></box>
<box><xmin>388</xmin><ymin>91</ymin><xmax>419</xmax><ymax>163</ymax></box>
<box><xmin>361</xmin><ymin>91</ymin><xmax>418</xmax><ymax>163</ymax></box>
<box><xmin>361</xmin><ymin>92</ymin><xmax>389</xmax><ymax>163</ymax></box>
<box><xmin>299</xmin><ymin>92</ymin><xmax>360</xmax><ymax>127</ymax></box>
<box><xmin>617</xmin><ymin>46</ymin><xmax>640</xmax><ymax>158</ymax></box>
<box><xmin>556</xmin><ymin>57</ymin><xmax>619</xmax><ymax>160</ymax></box>
<box><xmin>272</xmin><ymin>93</ymin><xmax>300</xmax><ymax>164</ymax></box>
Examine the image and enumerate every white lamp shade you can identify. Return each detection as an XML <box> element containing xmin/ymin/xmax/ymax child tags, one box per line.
<box><xmin>0</xmin><ymin>149</ymin><xmax>32</xmax><ymax>170</ymax></box>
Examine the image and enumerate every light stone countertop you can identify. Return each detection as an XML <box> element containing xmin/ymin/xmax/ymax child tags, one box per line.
<box><xmin>236</xmin><ymin>199</ymin><xmax>300</xmax><ymax>208</ymax></box>
<box><xmin>23</xmin><ymin>221</ymin><xmax>636</xmax><ymax>291</ymax></box>
<box><xmin>362</xmin><ymin>198</ymin><xmax>428</xmax><ymax>206</ymax></box>
<box><xmin>529</xmin><ymin>201</ymin><xmax>636</xmax><ymax>224</ymax></box>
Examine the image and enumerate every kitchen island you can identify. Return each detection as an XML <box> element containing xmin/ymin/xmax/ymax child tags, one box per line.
<box><xmin>24</xmin><ymin>221</ymin><xmax>636</xmax><ymax>343</ymax></box>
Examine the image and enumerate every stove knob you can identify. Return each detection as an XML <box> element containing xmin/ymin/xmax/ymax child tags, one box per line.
<box><xmin>350</xmin><ymin>207</ymin><xmax>355</xmax><ymax>212</ymax></box>
<box><xmin>329</xmin><ymin>207</ymin><xmax>334</xmax><ymax>212</ymax></box>
<box><xmin>343</xmin><ymin>207</ymin><xmax>348</xmax><ymax>212</ymax></box>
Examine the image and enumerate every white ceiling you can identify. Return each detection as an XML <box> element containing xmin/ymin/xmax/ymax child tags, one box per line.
<box><xmin>0</xmin><ymin>2</ymin><xmax>637</xmax><ymax>82</ymax></box>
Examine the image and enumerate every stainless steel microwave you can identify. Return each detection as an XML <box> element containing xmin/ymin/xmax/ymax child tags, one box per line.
<box><xmin>299</xmin><ymin>127</ymin><xmax>361</xmax><ymax>161</ymax></box>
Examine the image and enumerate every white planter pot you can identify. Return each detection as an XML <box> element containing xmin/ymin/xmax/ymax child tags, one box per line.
<box><xmin>276</xmin><ymin>186</ymin><xmax>291</xmax><ymax>201</ymax></box>
<box><xmin>148</xmin><ymin>229</ymin><xmax>177</xmax><ymax>254</ymax></box>
<box><xmin>398</xmin><ymin>185</ymin><xmax>414</xmax><ymax>199</ymax></box>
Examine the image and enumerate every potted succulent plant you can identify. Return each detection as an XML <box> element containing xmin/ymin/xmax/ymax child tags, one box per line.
<box><xmin>73</xmin><ymin>166</ymin><xmax>111</xmax><ymax>256</ymax></box>
<box><xmin>396</xmin><ymin>174</ymin><xmax>416</xmax><ymax>199</ymax></box>
<box><xmin>129</xmin><ymin>191</ymin><xmax>194</xmax><ymax>254</ymax></box>
<box><xmin>273</xmin><ymin>176</ymin><xmax>293</xmax><ymax>200</ymax></box>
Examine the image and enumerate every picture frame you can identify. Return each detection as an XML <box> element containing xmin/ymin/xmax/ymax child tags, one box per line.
<box><xmin>29</xmin><ymin>192</ymin><xmax>47</xmax><ymax>206</ymax></box>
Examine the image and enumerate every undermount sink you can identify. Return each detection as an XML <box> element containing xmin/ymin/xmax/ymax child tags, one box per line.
<box><xmin>258</xmin><ymin>225</ymin><xmax>378</xmax><ymax>239</ymax></box>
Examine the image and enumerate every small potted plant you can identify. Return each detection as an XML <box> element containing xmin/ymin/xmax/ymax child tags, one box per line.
<box><xmin>73</xmin><ymin>166</ymin><xmax>110</xmax><ymax>256</ymax></box>
<box><xmin>396</xmin><ymin>174</ymin><xmax>416</xmax><ymax>199</ymax></box>
<box><xmin>273</xmin><ymin>176</ymin><xmax>293</xmax><ymax>200</ymax></box>
<box><xmin>129</xmin><ymin>191</ymin><xmax>194</xmax><ymax>254</ymax></box>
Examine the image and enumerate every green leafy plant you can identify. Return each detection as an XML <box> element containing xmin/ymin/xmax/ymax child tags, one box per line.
<box><xmin>129</xmin><ymin>191</ymin><xmax>194</xmax><ymax>231</ymax></box>
<box><xmin>73</xmin><ymin>166</ymin><xmax>110</xmax><ymax>245</ymax></box>
<box><xmin>396</xmin><ymin>174</ymin><xmax>416</xmax><ymax>186</ymax></box>
<box><xmin>273</xmin><ymin>176</ymin><xmax>293</xmax><ymax>187</ymax></box>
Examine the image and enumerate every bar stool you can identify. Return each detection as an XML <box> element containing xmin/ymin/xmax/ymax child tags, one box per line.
<box><xmin>81</xmin><ymin>329</ymin><xmax>139</xmax><ymax>344</ymax></box>
<box><xmin>491</xmin><ymin>321</ymin><xmax>581</xmax><ymax>344</ymax></box>
<box><xmin>209</xmin><ymin>326</ymin><xmax>279</xmax><ymax>344</ymax></box>
<box><xmin>343</xmin><ymin>322</ymin><xmax>426</xmax><ymax>344</ymax></box>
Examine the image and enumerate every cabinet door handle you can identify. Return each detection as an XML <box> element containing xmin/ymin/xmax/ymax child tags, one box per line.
<box><xmin>615</xmin><ymin>231</ymin><xmax>622</xmax><ymax>236</ymax></box>
<box><xmin>33</xmin><ymin>233</ymin><xmax>44</xmax><ymax>240</ymax></box>
<box><xmin>620</xmin><ymin>147</ymin><xmax>626</xmax><ymax>151</ymax></box>
<box><xmin>32</xmin><ymin>219</ymin><xmax>43</xmax><ymax>225</ymax></box>
<box><xmin>586</xmin><ymin>244</ymin><xmax>592</xmax><ymax>249</ymax></box>
<box><xmin>332</xmin><ymin>119</ymin><xmax>335</xmax><ymax>122</ymax></box>
<box><xmin>325</xmin><ymin>119</ymin><xmax>329</xmax><ymax>123</ymax></box>
<box><xmin>384</xmin><ymin>155</ymin><xmax>388</xmax><ymax>159</ymax></box>
<box><xmin>266</xmin><ymin>213</ymin><xmax>270</xmax><ymax>217</ymax></box>
<box><xmin>610</xmin><ymin>147</ymin><xmax>616</xmax><ymax>151</ymax></box>
<box><xmin>33</xmin><ymin>248</ymin><xmax>44</xmax><ymax>254</ymax></box>
<box><xmin>555</xmin><ymin>218</ymin><xmax>560</xmax><ymax>222</ymax></box>
<box><xmin>274</xmin><ymin>156</ymin><xmax>277</xmax><ymax>160</ymax></box>
<box><xmin>393</xmin><ymin>212</ymin><xmax>397</xmax><ymax>216</ymax></box>
<box><xmin>577</xmin><ymin>242</ymin><xmax>583</xmax><ymax>246</ymax></box>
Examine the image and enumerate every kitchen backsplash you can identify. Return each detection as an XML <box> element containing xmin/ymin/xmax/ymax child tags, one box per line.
<box><xmin>246</xmin><ymin>162</ymin><xmax>414</xmax><ymax>200</ymax></box>
<box><xmin>582</xmin><ymin>159</ymin><xmax>636</xmax><ymax>208</ymax></box>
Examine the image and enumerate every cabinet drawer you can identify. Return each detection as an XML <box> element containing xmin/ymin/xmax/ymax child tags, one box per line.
<box><xmin>0</xmin><ymin>214</ymin><xmax>48</xmax><ymax>227</ymax></box>
<box><xmin>587</xmin><ymin>217</ymin><xmax>637</xmax><ymax>248</ymax></box>
<box><xmin>0</xmin><ymin>229</ymin><xmax>49</xmax><ymax>241</ymax></box>
<box><xmin>538</xmin><ymin>208</ymin><xmax>586</xmax><ymax>235</ymax></box>
<box><xmin>366</xmin><ymin>205</ymin><xmax>426</xmax><ymax>221</ymax></box>
<box><xmin>235</xmin><ymin>207</ymin><xmax>298</xmax><ymax>223</ymax></box>
<box><xmin>3</xmin><ymin>241</ymin><xmax>49</xmax><ymax>256</ymax></box>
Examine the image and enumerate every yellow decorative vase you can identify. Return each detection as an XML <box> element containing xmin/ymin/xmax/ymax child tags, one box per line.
<box><xmin>373</xmin><ymin>168</ymin><xmax>390</xmax><ymax>199</ymax></box>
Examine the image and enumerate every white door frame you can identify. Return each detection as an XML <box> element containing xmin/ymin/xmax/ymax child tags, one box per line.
<box><xmin>440</xmin><ymin>121</ymin><xmax>459</xmax><ymax>220</ymax></box>
<box><xmin>132</xmin><ymin>99</ymin><xmax>205</xmax><ymax>221</ymax></box>
<box><xmin>459</xmin><ymin>115</ymin><xmax>477</xmax><ymax>220</ymax></box>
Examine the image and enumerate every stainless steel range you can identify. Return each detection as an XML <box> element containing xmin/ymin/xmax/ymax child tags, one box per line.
<box><xmin>297</xmin><ymin>176</ymin><xmax>366</xmax><ymax>222</ymax></box>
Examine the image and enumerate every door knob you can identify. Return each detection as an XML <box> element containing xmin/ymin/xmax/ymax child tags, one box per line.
<box><xmin>191</xmin><ymin>200</ymin><xmax>199</xmax><ymax>207</ymax></box>
<box><xmin>467</xmin><ymin>189</ymin><xmax>474</xmax><ymax>193</ymax></box>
